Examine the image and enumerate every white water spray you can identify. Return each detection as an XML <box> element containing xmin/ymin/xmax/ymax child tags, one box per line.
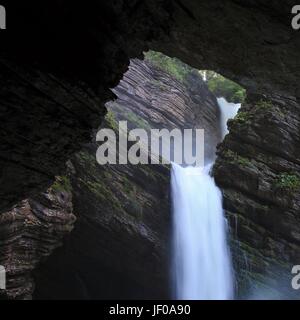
<box><xmin>171</xmin><ymin>97</ymin><xmax>240</xmax><ymax>300</ymax></box>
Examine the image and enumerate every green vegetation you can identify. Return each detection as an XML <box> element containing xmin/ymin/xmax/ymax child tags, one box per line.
<box><xmin>229</xmin><ymin>99</ymin><xmax>282</xmax><ymax>129</ymax></box>
<box><xmin>145</xmin><ymin>51</ymin><xmax>246</xmax><ymax>103</ymax></box>
<box><xmin>255</xmin><ymin>99</ymin><xmax>273</xmax><ymax>111</ymax></box>
<box><xmin>51</xmin><ymin>175</ymin><xmax>72</xmax><ymax>193</ymax></box>
<box><xmin>105</xmin><ymin>110</ymin><xmax>118</xmax><ymax>131</ymax></box>
<box><xmin>144</xmin><ymin>51</ymin><xmax>192</xmax><ymax>83</ymax></box>
<box><xmin>234</xmin><ymin>111</ymin><xmax>251</xmax><ymax>124</ymax></box>
<box><xmin>122</xmin><ymin>176</ymin><xmax>134</xmax><ymax>194</ymax></box>
<box><xmin>275</xmin><ymin>173</ymin><xmax>300</xmax><ymax>190</ymax></box>
<box><xmin>127</xmin><ymin>185</ymin><xmax>143</xmax><ymax>219</ymax></box>
<box><xmin>124</xmin><ymin>111</ymin><xmax>150</xmax><ymax>130</ymax></box>
<box><xmin>76</xmin><ymin>149</ymin><xmax>146</xmax><ymax>219</ymax></box>
<box><xmin>105</xmin><ymin>105</ymin><xmax>150</xmax><ymax>131</ymax></box>
<box><xmin>223</xmin><ymin>149</ymin><xmax>251</xmax><ymax>167</ymax></box>
<box><xmin>254</xmin><ymin>99</ymin><xmax>285</xmax><ymax>118</ymax></box>
<box><xmin>205</xmin><ymin>71</ymin><xmax>246</xmax><ymax>103</ymax></box>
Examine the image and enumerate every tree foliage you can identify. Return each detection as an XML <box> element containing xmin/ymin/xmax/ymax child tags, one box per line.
<box><xmin>144</xmin><ymin>51</ymin><xmax>192</xmax><ymax>83</ymax></box>
<box><xmin>145</xmin><ymin>51</ymin><xmax>246</xmax><ymax>104</ymax></box>
<box><xmin>205</xmin><ymin>72</ymin><xmax>246</xmax><ymax>103</ymax></box>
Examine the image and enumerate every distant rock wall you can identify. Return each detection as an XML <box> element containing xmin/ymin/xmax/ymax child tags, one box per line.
<box><xmin>109</xmin><ymin>58</ymin><xmax>221</xmax><ymax>163</ymax></box>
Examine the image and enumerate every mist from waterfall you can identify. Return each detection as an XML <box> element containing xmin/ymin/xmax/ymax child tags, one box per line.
<box><xmin>171</xmin><ymin>97</ymin><xmax>240</xmax><ymax>300</ymax></box>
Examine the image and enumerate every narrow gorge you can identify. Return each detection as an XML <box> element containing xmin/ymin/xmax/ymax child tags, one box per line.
<box><xmin>0</xmin><ymin>1</ymin><xmax>300</xmax><ymax>301</ymax></box>
<box><xmin>33</xmin><ymin>56</ymin><xmax>224</xmax><ymax>299</ymax></box>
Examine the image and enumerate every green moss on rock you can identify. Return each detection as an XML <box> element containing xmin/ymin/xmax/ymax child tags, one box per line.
<box><xmin>223</xmin><ymin>149</ymin><xmax>251</xmax><ymax>167</ymax></box>
<box><xmin>144</xmin><ymin>51</ymin><xmax>192</xmax><ymax>83</ymax></box>
<box><xmin>124</xmin><ymin>111</ymin><xmax>150</xmax><ymax>130</ymax></box>
<box><xmin>51</xmin><ymin>175</ymin><xmax>72</xmax><ymax>193</ymax></box>
<box><xmin>234</xmin><ymin>111</ymin><xmax>251</xmax><ymax>124</ymax></box>
<box><xmin>105</xmin><ymin>110</ymin><xmax>118</xmax><ymax>131</ymax></box>
<box><xmin>255</xmin><ymin>99</ymin><xmax>273</xmax><ymax>111</ymax></box>
<box><xmin>275</xmin><ymin>173</ymin><xmax>300</xmax><ymax>190</ymax></box>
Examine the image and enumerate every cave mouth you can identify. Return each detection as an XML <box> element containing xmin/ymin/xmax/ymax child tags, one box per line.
<box><xmin>2</xmin><ymin>46</ymin><xmax>297</xmax><ymax>301</ymax></box>
<box><xmin>104</xmin><ymin>51</ymin><xmax>246</xmax><ymax>166</ymax></box>
<box><xmin>0</xmin><ymin>2</ymin><xmax>299</xmax><ymax>302</ymax></box>
<box><xmin>125</xmin><ymin>53</ymin><xmax>240</xmax><ymax>299</ymax></box>
<box><xmin>31</xmin><ymin>51</ymin><xmax>245</xmax><ymax>300</ymax></box>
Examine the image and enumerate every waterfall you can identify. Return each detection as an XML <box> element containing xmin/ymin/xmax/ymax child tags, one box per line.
<box><xmin>171</xmin><ymin>97</ymin><xmax>240</xmax><ymax>300</ymax></box>
<box><xmin>171</xmin><ymin>164</ymin><xmax>233</xmax><ymax>300</ymax></box>
<box><xmin>217</xmin><ymin>97</ymin><xmax>241</xmax><ymax>138</ymax></box>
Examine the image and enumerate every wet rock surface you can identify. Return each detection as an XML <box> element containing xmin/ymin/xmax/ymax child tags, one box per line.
<box><xmin>214</xmin><ymin>94</ymin><xmax>300</xmax><ymax>298</ymax></box>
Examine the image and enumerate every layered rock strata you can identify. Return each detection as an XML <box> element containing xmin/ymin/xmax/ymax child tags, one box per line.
<box><xmin>0</xmin><ymin>177</ymin><xmax>75</xmax><ymax>299</ymax></box>
<box><xmin>214</xmin><ymin>94</ymin><xmax>300</xmax><ymax>298</ymax></box>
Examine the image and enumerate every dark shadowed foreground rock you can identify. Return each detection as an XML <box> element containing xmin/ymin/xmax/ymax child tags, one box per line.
<box><xmin>214</xmin><ymin>94</ymin><xmax>300</xmax><ymax>298</ymax></box>
<box><xmin>35</xmin><ymin>151</ymin><xmax>171</xmax><ymax>299</ymax></box>
<box><xmin>33</xmin><ymin>58</ymin><xmax>221</xmax><ymax>299</ymax></box>
<box><xmin>0</xmin><ymin>178</ymin><xmax>75</xmax><ymax>299</ymax></box>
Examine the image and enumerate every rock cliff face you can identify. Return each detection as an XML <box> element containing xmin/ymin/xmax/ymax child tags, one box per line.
<box><xmin>0</xmin><ymin>177</ymin><xmax>75</xmax><ymax>299</ymax></box>
<box><xmin>33</xmin><ymin>58</ymin><xmax>221</xmax><ymax>299</ymax></box>
<box><xmin>1</xmin><ymin>1</ymin><xmax>300</xmax><ymax>299</ymax></box>
<box><xmin>1</xmin><ymin>1</ymin><xmax>300</xmax><ymax>211</ymax></box>
<box><xmin>214</xmin><ymin>94</ymin><xmax>300</xmax><ymax>298</ymax></box>
<box><xmin>109</xmin><ymin>58</ymin><xmax>221</xmax><ymax>162</ymax></box>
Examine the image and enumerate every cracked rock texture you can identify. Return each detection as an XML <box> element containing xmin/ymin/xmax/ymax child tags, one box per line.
<box><xmin>0</xmin><ymin>178</ymin><xmax>75</xmax><ymax>299</ymax></box>
<box><xmin>214</xmin><ymin>94</ymin><xmax>300</xmax><ymax>298</ymax></box>
<box><xmin>109</xmin><ymin>58</ymin><xmax>221</xmax><ymax>163</ymax></box>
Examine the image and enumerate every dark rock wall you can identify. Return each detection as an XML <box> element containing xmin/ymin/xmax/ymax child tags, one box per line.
<box><xmin>0</xmin><ymin>177</ymin><xmax>75</xmax><ymax>299</ymax></box>
<box><xmin>0</xmin><ymin>1</ymin><xmax>171</xmax><ymax>212</ymax></box>
<box><xmin>0</xmin><ymin>60</ymin><xmax>105</xmax><ymax>212</ymax></box>
<box><xmin>153</xmin><ymin>0</ymin><xmax>300</xmax><ymax>97</ymax></box>
<box><xmin>0</xmin><ymin>1</ymin><xmax>300</xmax><ymax>300</ymax></box>
<box><xmin>35</xmin><ymin>151</ymin><xmax>171</xmax><ymax>299</ymax></box>
<box><xmin>214</xmin><ymin>94</ymin><xmax>300</xmax><ymax>298</ymax></box>
<box><xmin>33</xmin><ymin>58</ymin><xmax>221</xmax><ymax>299</ymax></box>
<box><xmin>1</xmin><ymin>1</ymin><xmax>300</xmax><ymax>211</ymax></box>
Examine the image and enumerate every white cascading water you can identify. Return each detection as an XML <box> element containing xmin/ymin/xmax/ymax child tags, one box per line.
<box><xmin>171</xmin><ymin>97</ymin><xmax>240</xmax><ymax>300</ymax></box>
<box><xmin>217</xmin><ymin>97</ymin><xmax>241</xmax><ymax>138</ymax></box>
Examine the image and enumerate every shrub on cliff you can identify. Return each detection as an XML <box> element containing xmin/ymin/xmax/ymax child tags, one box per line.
<box><xmin>275</xmin><ymin>173</ymin><xmax>300</xmax><ymax>191</ymax></box>
<box><xmin>205</xmin><ymin>72</ymin><xmax>246</xmax><ymax>103</ymax></box>
<box><xmin>144</xmin><ymin>51</ymin><xmax>192</xmax><ymax>83</ymax></box>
